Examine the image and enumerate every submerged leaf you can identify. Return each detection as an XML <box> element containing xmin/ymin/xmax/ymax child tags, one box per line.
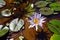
<box><xmin>25</xmin><ymin>3</ymin><xmax>34</xmax><ymax>13</ymax></box>
<box><xmin>25</xmin><ymin>3</ymin><xmax>34</xmax><ymax>17</ymax></box>
<box><xmin>48</xmin><ymin>19</ymin><xmax>60</xmax><ymax>34</ymax></box>
<box><xmin>25</xmin><ymin>12</ymin><xmax>34</xmax><ymax>17</ymax></box>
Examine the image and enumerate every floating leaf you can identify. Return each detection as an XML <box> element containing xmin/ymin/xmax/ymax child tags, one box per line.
<box><xmin>50</xmin><ymin>34</ymin><xmax>60</xmax><ymax>40</ymax></box>
<box><xmin>39</xmin><ymin>7</ymin><xmax>54</xmax><ymax>15</ymax></box>
<box><xmin>19</xmin><ymin>36</ymin><xmax>24</xmax><ymax>40</ymax></box>
<box><xmin>48</xmin><ymin>19</ymin><xmax>60</xmax><ymax>34</ymax></box>
<box><xmin>35</xmin><ymin>1</ymin><xmax>48</xmax><ymax>7</ymax></box>
<box><xmin>1</xmin><ymin>9</ymin><xmax>12</xmax><ymax>17</ymax></box>
<box><xmin>0</xmin><ymin>0</ymin><xmax>6</xmax><ymax>8</ymax></box>
<box><xmin>0</xmin><ymin>26</ymin><xmax>9</xmax><ymax>37</ymax></box>
<box><xmin>9</xmin><ymin>18</ymin><xmax>24</xmax><ymax>32</ymax></box>
<box><xmin>45</xmin><ymin>0</ymin><xmax>54</xmax><ymax>2</ymax></box>
<box><xmin>49</xmin><ymin>2</ymin><xmax>60</xmax><ymax>11</ymax></box>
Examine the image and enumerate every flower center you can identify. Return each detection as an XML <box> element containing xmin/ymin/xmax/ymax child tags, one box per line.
<box><xmin>33</xmin><ymin>18</ymin><xmax>39</xmax><ymax>24</ymax></box>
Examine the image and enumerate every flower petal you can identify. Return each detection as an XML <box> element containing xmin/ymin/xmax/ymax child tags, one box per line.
<box><xmin>39</xmin><ymin>23</ymin><xmax>43</xmax><ymax>28</ymax></box>
<box><xmin>29</xmin><ymin>24</ymin><xmax>35</xmax><ymax>28</ymax></box>
<box><xmin>28</xmin><ymin>20</ymin><xmax>34</xmax><ymax>25</ymax></box>
<box><xmin>35</xmin><ymin>24</ymin><xmax>38</xmax><ymax>31</ymax></box>
<box><xmin>34</xmin><ymin>12</ymin><xmax>38</xmax><ymax>18</ymax></box>
<box><xmin>37</xmin><ymin>13</ymin><xmax>41</xmax><ymax>19</ymax></box>
<box><xmin>41</xmin><ymin>17</ymin><xmax>46</xmax><ymax>21</ymax></box>
<box><xmin>30</xmin><ymin>16</ymin><xmax>34</xmax><ymax>20</ymax></box>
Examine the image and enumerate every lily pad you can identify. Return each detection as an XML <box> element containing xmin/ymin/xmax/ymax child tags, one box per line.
<box><xmin>9</xmin><ymin>18</ymin><xmax>24</xmax><ymax>32</ymax></box>
<box><xmin>35</xmin><ymin>1</ymin><xmax>48</xmax><ymax>7</ymax></box>
<box><xmin>19</xmin><ymin>36</ymin><xmax>24</xmax><ymax>40</ymax></box>
<box><xmin>50</xmin><ymin>34</ymin><xmax>60</xmax><ymax>40</ymax></box>
<box><xmin>46</xmin><ymin>0</ymin><xmax>51</xmax><ymax>1</ymax></box>
<box><xmin>39</xmin><ymin>7</ymin><xmax>54</xmax><ymax>15</ymax></box>
<box><xmin>0</xmin><ymin>25</ymin><xmax>9</xmax><ymax>37</ymax></box>
<box><xmin>49</xmin><ymin>2</ymin><xmax>60</xmax><ymax>11</ymax></box>
<box><xmin>48</xmin><ymin>19</ymin><xmax>60</xmax><ymax>34</ymax></box>
<box><xmin>1</xmin><ymin>9</ymin><xmax>12</xmax><ymax>17</ymax></box>
<box><xmin>0</xmin><ymin>0</ymin><xmax>6</xmax><ymax>8</ymax></box>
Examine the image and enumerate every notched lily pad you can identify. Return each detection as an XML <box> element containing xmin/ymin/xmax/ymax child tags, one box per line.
<box><xmin>48</xmin><ymin>19</ymin><xmax>60</xmax><ymax>34</ymax></box>
<box><xmin>9</xmin><ymin>18</ymin><xmax>24</xmax><ymax>32</ymax></box>
<box><xmin>49</xmin><ymin>2</ymin><xmax>60</xmax><ymax>11</ymax></box>
<box><xmin>19</xmin><ymin>36</ymin><xmax>24</xmax><ymax>40</ymax></box>
<box><xmin>35</xmin><ymin>1</ymin><xmax>48</xmax><ymax>7</ymax></box>
<box><xmin>39</xmin><ymin>7</ymin><xmax>54</xmax><ymax>15</ymax></box>
<box><xmin>0</xmin><ymin>0</ymin><xmax>6</xmax><ymax>8</ymax></box>
<box><xmin>0</xmin><ymin>25</ymin><xmax>9</xmax><ymax>37</ymax></box>
<box><xmin>46</xmin><ymin>0</ymin><xmax>51</xmax><ymax>1</ymax></box>
<box><xmin>1</xmin><ymin>9</ymin><xmax>12</xmax><ymax>17</ymax></box>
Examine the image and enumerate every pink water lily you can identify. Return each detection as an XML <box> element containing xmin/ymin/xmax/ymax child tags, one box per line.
<box><xmin>27</xmin><ymin>12</ymin><xmax>46</xmax><ymax>31</ymax></box>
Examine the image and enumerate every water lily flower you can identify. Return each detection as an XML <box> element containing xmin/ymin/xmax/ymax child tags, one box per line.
<box><xmin>9</xmin><ymin>18</ymin><xmax>24</xmax><ymax>32</ymax></box>
<box><xmin>27</xmin><ymin>12</ymin><xmax>46</xmax><ymax>31</ymax></box>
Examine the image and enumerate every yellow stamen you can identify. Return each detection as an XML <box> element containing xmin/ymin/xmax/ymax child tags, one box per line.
<box><xmin>33</xmin><ymin>18</ymin><xmax>39</xmax><ymax>24</ymax></box>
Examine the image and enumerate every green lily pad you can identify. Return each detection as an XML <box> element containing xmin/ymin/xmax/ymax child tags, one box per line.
<box><xmin>49</xmin><ymin>2</ymin><xmax>60</xmax><ymax>11</ymax></box>
<box><xmin>39</xmin><ymin>7</ymin><xmax>54</xmax><ymax>15</ymax></box>
<box><xmin>48</xmin><ymin>19</ymin><xmax>60</xmax><ymax>34</ymax></box>
<box><xmin>45</xmin><ymin>0</ymin><xmax>53</xmax><ymax>1</ymax></box>
<box><xmin>25</xmin><ymin>3</ymin><xmax>34</xmax><ymax>12</ymax></box>
<box><xmin>0</xmin><ymin>26</ymin><xmax>9</xmax><ymax>37</ymax></box>
<box><xmin>50</xmin><ymin>34</ymin><xmax>60</xmax><ymax>40</ymax></box>
<box><xmin>35</xmin><ymin>1</ymin><xmax>48</xmax><ymax>7</ymax></box>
